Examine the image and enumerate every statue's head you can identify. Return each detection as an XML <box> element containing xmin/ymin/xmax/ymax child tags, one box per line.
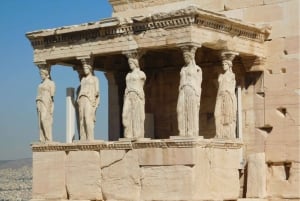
<box><xmin>81</xmin><ymin>59</ymin><xmax>93</xmax><ymax>76</ymax></box>
<box><xmin>128</xmin><ymin>57</ymin><xmax>139</xmax><ymax>70</ymax></box>
<box><xmin>38</xmin><ymin>65</ymin><xmax>50</xmax><ymax>80</ymax></box>
<box><xmin>182</xmin><ymin>46</ymin><xmax>197</xmax><ymax>65</ymax></box>
<box><xmin>222</xmin><ymin>59</ymin><xmax>232</xmax><ymax>71</ymax></box>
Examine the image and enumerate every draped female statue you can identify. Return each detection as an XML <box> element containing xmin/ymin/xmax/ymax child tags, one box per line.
<box><xmin>77</xmin><ymin>62</ymin><xmax>99</xmax><ymax>141</ymax></box>
<box><xmin>214</xmin><ymin>59</ymin><xmax>237</xmax><ymax>139</ymax></box>
<box><xmin>122</xmin><ymin>57</ymin><xmax>146</xmax><ymax>138</ymax></box>
<box><xmin>177</xmin><ymin>46</ymin><xmax>202</xmax><ymax>137</ymax></box>
<box><xmin>36</xmin><ymin>66</ymin><xmax>55</xmax><ymax>142</ymax></box>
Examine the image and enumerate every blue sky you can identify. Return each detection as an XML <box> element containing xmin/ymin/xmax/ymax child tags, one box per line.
<box><xmin>0</xmin><ymin>0</ymin><xmax>112</xmax><ymax>160</ymax></box>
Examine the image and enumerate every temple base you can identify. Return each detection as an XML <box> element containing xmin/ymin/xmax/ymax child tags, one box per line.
<box><xmin>31</xmin><ymin>139</ymin><xmax>243</xmax><ymax>201</ymax></box>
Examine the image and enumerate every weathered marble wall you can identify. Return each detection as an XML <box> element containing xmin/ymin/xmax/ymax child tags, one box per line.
<box><xmin>221</xmin><ymin>0</ymin><xmax>300</xmax><ymax>200</ymax></box>
<box><xmin>31</xmin><ymin>140</ymin><xmax>242</xmax><ymax>201</ymax></box>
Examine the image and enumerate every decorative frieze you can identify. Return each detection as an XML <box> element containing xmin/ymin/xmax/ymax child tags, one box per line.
<box><xmin>31</xmin><ymin>139</ymin><xmax>243</xmax><ymax>152</ymax></box>
<box><xmin>26</xmin><ymin>6</ymin><xmax>269</xmax><ymax>49</ymax></box>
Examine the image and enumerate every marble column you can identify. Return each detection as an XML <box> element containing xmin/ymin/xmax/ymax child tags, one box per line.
<box><xmin>105</xmin><ymin>72</ymin><xmax>121</xmax><ymax>141</ymax></box>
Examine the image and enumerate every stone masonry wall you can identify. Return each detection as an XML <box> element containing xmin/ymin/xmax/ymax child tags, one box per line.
<box><xmin>220</xmin><ymin>0</ymin><xmax>300</xmax><ymax>199</ymax></box>
<box><xmin>31</xmin><ymin>140</ymin><xmax>242</xmax><ymax>201</ymax></box>
<box><xmin>111</xmin><ymin>0</ymin><xmax>300</xmax><ymax>199</ymax></box>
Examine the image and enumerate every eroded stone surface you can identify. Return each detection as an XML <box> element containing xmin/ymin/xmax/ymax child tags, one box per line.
<box><xmin>65</xmin><ymin>151</ymin><xmax>102</xmax><ymax>200</ymax></box>
<box><xmin>267</xmin><ymin>162</ymin><xmax>300</xmax><ymax>198</ymax></box>
<box><xmin>32</xmin><ymin>151</ymin><xmax>66</xmax><ymax>200</ymax></box>
<box><xmin>141</xmin><ymin>165</ymin><xmax>194</xmax><ymax>201</ymax></box>
<box><xmin>137</xmin><ymin>147</ymin><xmax>196</xmax><ymax>166</ymax></box>
<box><xmin>194</xmin><ymin>147</ymin><xmax>241</xmax><ymax>200</ymax></box>
<box><xmin>101</xmin><ymin>150</ymin><xmax>141</xmax><ymax>201</ymax></box>
<box><xmin>246</xmin><ymin>153</ymin><xmax>267</xmax><ymax>198</ymax></box>
<box><xmin>100</xmin><ymin>149</ymin><xmax>126</xmax><ymax>168</ymax></box>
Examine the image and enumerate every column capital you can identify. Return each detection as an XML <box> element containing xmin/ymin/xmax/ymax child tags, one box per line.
<box><xmin>76</xmin><ymin>55</ymin><xmax>94</xmax><ymax>66</ymax></box>
<box><xmin>35</xmin><ymin>62</ymin><xmax>52</xmax><ymax>73</ymax></box>
<box><xmin>177</xmin><ymin>42</ymin><xmax>201</xmax><ymax>50</ymax></box>
<box><xmin>220</xmin><ymin>51</ymin><xmax>239</xmax><ymax>62</ymax></box>
<box><xmin>122</xmin><ymin>49</ymin><xmax>145</xmax><ymax>60</ymax></box>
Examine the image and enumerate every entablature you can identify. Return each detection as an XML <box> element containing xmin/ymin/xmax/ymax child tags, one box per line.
<box><xmin>26</xmin><ymin>6</ymin><xmax>270</xmax><ymax>65</ymax></box>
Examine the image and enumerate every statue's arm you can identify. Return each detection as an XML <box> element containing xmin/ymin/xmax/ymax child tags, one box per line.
<box><xmin>140</xmin><ymin>71</ymin><xmax>146</xmax><ymax>80</ymax></box>
<box><xmin>51</xmin><ymin>82</ymin><xmax>56</xmax><ymax>101</ymax></box>
<box><xmin>179</xmin><ymin>68</ymin><xmax>185</xmax><ymax>89</ymax></box>
<box><xmin>95</xmin><ymin>77</ymin><xmax>100</xmax><ymax>107</ymax></box>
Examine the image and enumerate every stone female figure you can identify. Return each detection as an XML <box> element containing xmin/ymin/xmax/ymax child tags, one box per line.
<box><xmin>122</xmin><ymin>57</ymin><xmax>146</xmax><ymax>138</ymax></box>
<box><xmin>36</xmin><ymin>67</ymin><xmax>55</xmax><ymax>142</ymax></box>
<box><xmin>214</xmin><ymin>59</ymin><xmax>237</xmax><ymax>139</ymax></box>
<box><xmin>177</xmin><ymin>47</ymin><xmax>202</xmax><ymax>137</ymax></box>
<box><xmin>77</xmin><ymin>63</ymin><xmax>99</xmax><ymax>141</ymax></box>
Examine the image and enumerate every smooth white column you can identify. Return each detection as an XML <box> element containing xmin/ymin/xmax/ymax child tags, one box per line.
<box><xmin>237</xmin><ymin>86</ymin><xmax>244</xmax><ymax>169</ymax></box>
<box><xmin>237</xmin><ymin>86</ymin><xmax>243</xmax><ymax>139</ymax></box>
<box><xmin>66</xmin><ymin>87</ymin><xmax>75</xmax><ymax>143</ymax></box>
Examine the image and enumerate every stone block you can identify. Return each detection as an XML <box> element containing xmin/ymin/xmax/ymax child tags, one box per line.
<box><xmin>285</xmin><ymin>36</ymin><xmax>300</xmax><ymax>55</ymax></box>
<box><xmin>100</xmin><ymin>149</ymin><xmax>126</xmax><ymax>168</ymax></box>
<box><xmin>223</xmin><ymin>9</ymin><xmax>244</xmax><ymax>19</ymax></box>
<box><xmin>243</xmin><ymin>3</ymin><xmax>284</xmax><ymax>23</ymax></box>
<box><xmin>245</xmin><ymin>110</ymin><xmax>256</xmax><ymax>127</ymax></box>
<box><xmin>264</xmin><ymin>0</ymin><xmax>299</xmax><ymax>39</ymax></box>
<box><xmin>194</xmin><ymin>147</ymin><xmax>241</xmax><ymax>200</ymax></box>
<box><xmin>224</xmin><ymin>0</ymin><xmax>263</xmax><ymax>10</ymax></box>
<box><xmin>112</xmin><ymin>0</ymin><xmax>225</xmax><ymax>18</ymax></box>
<box><xmin>266</xmin><ymin>142</ymin><xmax>300</xmax><ymax>162</ymax></box>
<box><xmin>237</xmin><ymin>199</ymin><xmax>267</xmax><ymax>201</ymax></box>
<box><xmin>32</xmin><ymin>151</ymin><xmax>67</xmax><ymax>200</ymax></box>
<box><xmin>101</xmin><ymin>150</ymin><xmax>141</xmax><ymax>201</ymax></box>
<box><xmin>137</xmin><ymin>147</ymin><xmax>196</xmax><ymax>166</ymax></box>
<box><xmin>265</xmin><ymin>143</ymin><xmax>285</xmax><ymax>162</ymax></box>
<box><xmin>255</xmin><ymin>109</ymin><xmax>265</xmax><ymax>127</ymax></box>
<box><xmin>264</xmin><ymin>73</ymin><xmax>285</xmax><ymax>92</ymax></box>
<box><xmin>263</xmin><ymin>0</ymin><xmax>287</xmax><ymax>4</ymax></box>
<box><xmin>246</xmin><ymin>153</ymin><xmax>267</xmax><ymax>198</ymax></box>
<box><xmin>209</xmin><ymin>167</ymin><xmax>240</xmax><ymax>200</ymax></box>
<box><xmin>65</xmin><ymin>151</ymin><xmax>102</xmax><ymax>200</ymax></box>
<box><xmin>268</xmin><ymin>162</ymin><xmax>300</xmax><ymax>198</ymax></box>
<box><xmin>141</xmin><ymin>165</ymin><xmax>194</xmax><ymax>201</ymax></box>
<box><xmin>244</xmin><ymin>130</ymin><xmax>266</xmax><ymax>154</ymax></box>
<box><xmin>266</xmin><ymin>38</ymin><xmax>285</xmax><ymax>59</ymax></box>
<box><xmin>282</xmin><ymin>0</ymin><xmax>300</xmax><ymax>38</ymax></box>
<box><xmin>210</xmin><ymin>148</ymin><xmax>242</xmax><ymax>169</ymax></box>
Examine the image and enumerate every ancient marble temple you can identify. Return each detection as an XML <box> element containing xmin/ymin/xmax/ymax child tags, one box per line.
<box><xmin>26</xmin><ymin>0</ymin><xmax>299</xmax><ymax>201</ymax></box>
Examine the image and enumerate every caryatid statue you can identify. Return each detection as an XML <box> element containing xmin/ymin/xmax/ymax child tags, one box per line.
<box><xmin>36</xmin><ymin>64</ymin><xmax>55</xmax><ymax>142</ymax></box>
<box><xmin>74</xmin><ymin>66</ymin><xmax>84</xmax><ymax>139</ymax></box>
<box><xmin>214</xmin><ymin>51</ymin><xmax>238</xmax><ymax>139</ymax></box>
<box><xmin>77</xmin><ymin>58</ymin><xmax>100</xmax><ymax>141</ymax></box>
<box><xmin>177</xmin><ymin>46</ymin><xmax>202</xmax><ymax>137</ymax></box>
<box><xmin>122</xmin><ymin>52</ymin><xmax>146</xmax><ymax>139</ymax></box>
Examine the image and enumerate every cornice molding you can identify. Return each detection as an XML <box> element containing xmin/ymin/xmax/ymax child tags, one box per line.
<box><xmin>26</xmin><ymin>6</ymin><xmax>270</xmax><ymax>49</ymax></box>
<box><xmin>31</xmin><ymin>139</ymin><xmax>243</xmax><ymax>152</ymax></box>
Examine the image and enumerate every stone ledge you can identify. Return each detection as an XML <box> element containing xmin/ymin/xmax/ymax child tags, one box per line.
<box><xmin>31</xmin><ymin>138</ymin><xmax>243</xmax><ymax>152</ymax></box>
